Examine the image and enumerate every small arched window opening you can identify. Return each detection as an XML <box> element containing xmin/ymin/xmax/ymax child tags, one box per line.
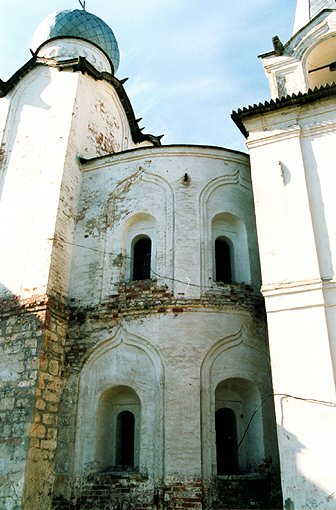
<box><xmin>215</xmin><ymin>407</ymin><xmax>238</xmax><ymax>475</ymax></box>
<box><xmin>215</xmin><ymin>237</ymin><xmax>232</xmax><ymax>283</ymax></box>
<box><xmin>132</xmin><ymin>237</ymin><xmax>151</xmax><ymax>280</ymax></box>
<box><xmin>306</xmin><ymin>37</ymin><xmax>336</xmax><ymax>90</ymax></box>
<box><xmin>115</xmin><ymin>411</ymin><xmax>135</xmax><ymax>468</ymax></box>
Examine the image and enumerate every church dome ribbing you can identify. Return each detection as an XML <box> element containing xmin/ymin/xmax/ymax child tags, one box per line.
<box><xmin>31</xmin><ymin>9</ymin><xmax>120</xmax><ymax>72</ymax></box>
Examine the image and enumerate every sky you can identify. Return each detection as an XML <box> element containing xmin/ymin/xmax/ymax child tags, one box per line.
<box><xmin>0</xmin><ymin>0</ymin><xmax>296</xmax><ymax>152</ymax></box>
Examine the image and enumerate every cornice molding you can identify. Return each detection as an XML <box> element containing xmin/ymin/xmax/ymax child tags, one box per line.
<box><xmin>80</xmin><ymin>144</ymin><xmax>249</xmax><ymax>172</ymax></box>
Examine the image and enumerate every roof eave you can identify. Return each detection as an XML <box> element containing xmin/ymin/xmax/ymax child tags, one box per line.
<box><xmin>231</xmin><ymin>82</ymin><xmax>336</xmax><ymax>138</ymax></box>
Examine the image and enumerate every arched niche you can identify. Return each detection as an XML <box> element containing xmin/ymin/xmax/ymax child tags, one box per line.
<box><xmin>200</xmin><ymin>327</ymin><xmax>278</xmax><ymax>479</ymax></box>
<box><xmin>102</xmin><ymin>171</ymin><xmax>174</xmax><ymax>295</ymax></box>
<box><xmin>96</xmin><ymin>386</ymin><xmax>141</xmax><ymax>472</ymax></box>
<box><xmin>199</xmin><ymin>169</ymin><xmax>260</xmax><ymax>292</ymax></box>
<box><xmin>74</xmin><ymin>327</ymin><xmax>164</xmax><ymax>479</ymax></box>
<box><xmin>215</xmin><ymin>378</ymin><xmax>264</xmax><ymax>475</ymax></box>
<box><xmin>305</xmin><ymin>36</ymin><xmax>336</xmax><ymax>89</ymax></box>
<box><xmin>212</xmin><ymin>213</ymin><xmax>251</xmax><ymax>285</ymax></box>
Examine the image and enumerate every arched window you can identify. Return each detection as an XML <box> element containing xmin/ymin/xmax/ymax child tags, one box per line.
<box><xmin>132</xmin><ymin>236</ymin><xmax>151</xmax><ymax>280</ymax></box>
<box><xmin>115</xmin><ymin>411</ymin><xmax>135</xmax><ymax>468</ymax></box>
<box><xmin>215</xmin><ymin>408</ymin><xmax>238</xmax><ymax>475</ymax></box>
<box><xmin>211</xmin><ymin>213</ymin><xmax>251</xmax><ymax>285</ymax></box>
<box><xmin>306</xmin><ymin>37</ymin><xmax>336</xmax><ymax>90</ymax></box>
<box><xmin>215</xmin><ymin>237</ymin><xmax>232</xmax><ymax>283</ymax></box>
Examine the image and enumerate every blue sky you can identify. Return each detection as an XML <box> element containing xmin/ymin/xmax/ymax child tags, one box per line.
<box><xmin>0</xmin><ymin>1</ymin><xmax>296</xmax><ymax>152</ymax></box>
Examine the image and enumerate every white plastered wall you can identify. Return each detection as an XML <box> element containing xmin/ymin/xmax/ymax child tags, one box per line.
<box><xmin>0</xmin><ymin>56</ymin><xmax>157</xmax><ymax>300</ymax></box>
<box><xmin>96</xmin><ymin>386</ymin><xmax>141</xmax><ymax>470</ymax></box>
<box><xmin>211</xmin><ymin>213</ymin><xmax>251</xmax><ymax>285</ymax></box>
<box><xmin>0</xmin><ymin>66</ymin><xmax>80</xmax><ymax>299</ymax></box>
<box><xmin>244</xmin><ymin>100</ymin><xmax>336</xmax><ymax>509</ymax></box>
<box><xmin>69</xmin><ymin>146</ymin><xmax>260</xmax><ymax>302</ymax></box>
<box><xmin>123</xmin><ymin>213</ymin><xmax>157</xmax><ymax>281</ymax></box>
<box><xmin>215</xmin><ymin>378</ymin><xmax>263</xmax><ymax>473</ymax></box>
<box><xmin>75</xmin><ymin>74</ymin><xmax>153</xmax><ymax>160</ymax></box>
<box><xmin>200</xmin><ymin>326</ymin><xmax>277</xmax><ymax>479</ymax></box>
<box><xmin>72</xmin><ymin>312</ymin><xmax>276</xmax><ymax>480</ymax></box>
<box><xmin>102</xmin><ymin>171</ymin><xmax>174</xmax><ymax>294</ymax></box>
<box><xmin>74</xmin><ymin>326</ymin><xmax>164</xmax><ymax>479</ymax></box>
<box><xmin>67</xmin><ymin>145</ymin><xmax>276</xmax><ymax>480</ymax></box>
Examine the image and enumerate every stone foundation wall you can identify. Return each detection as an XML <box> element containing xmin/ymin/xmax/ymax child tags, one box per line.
<box><xmin>23</xmin><ymin>299</ymin><xmax>68</xmax><ymax>510</ymax></box>
<box><xmin>53</xmin><ymin>472</ymin><xmax>155</xmax><ymax>510</ymax></box>
<box><xmin>0</xmin><ymin>282</ymin><xmax>279</xmax><ymax>510</ymax></box>
<box><xmin>51</xmin><ymin>472</ymin><xmax>282</xmax><ymax>509</ymax></box>
<box><xmin>52</xmin><ymin>472</ymin><xmax>204</xmax><ymax>510</ymax></box>
<box><xmin>0</xmin><ymin>295</ymin><xmax>68</xmax><ymax>510</ymax></box>
<box><xmin>0</xmin><ymin>295</ymin><xmax>46</xmax><ymax>510</ymax></box>
<box><xmin>50</xmin><ymin>281</ymin><xmax>279</xmax><ymax>510</ymax></box>
<box><xmin>211</xmin><ymin>474</ymin><xmax>282</xmax><ymax>509</ymax></box>
<box><xmin>163</xmin><ymin>476</ymin><xmax>203</xmax><ymax>510</ymax></box>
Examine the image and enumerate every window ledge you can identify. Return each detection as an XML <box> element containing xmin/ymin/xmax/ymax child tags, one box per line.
<box><xmin>216</xmin><ymin>473</ymin><xmax>267</xmax><ymax>481</ymax></box>
<box><xmin>97</xmin><ymin>468</ymin><xmax>148</xmax><ymax>480</ymax></box>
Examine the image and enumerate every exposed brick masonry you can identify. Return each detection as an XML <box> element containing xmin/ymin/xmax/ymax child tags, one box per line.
<box><xmin>65</xmin><ymin>280</ymin><xmax>265</xmax><ymax>366</ymax></box>
<box><xmin>0</xmin><ymin>283</ymin><xmax>272</xmax><ymax>510</ymax></box>
<box><xmin>0</xmin><ymin>294</ymin><xmax>68</xmax><ymax>510</ymax></box>
<box><xmin>51</xmin><ymin>281</ymin><xmax>271</xmax><ymax>510</ymax></box>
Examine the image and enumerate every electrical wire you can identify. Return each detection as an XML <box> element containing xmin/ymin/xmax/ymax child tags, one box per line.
<box><xmin>3</xmin><ymin>235</ymin><xmax>336</xmax><ymax>500</ymax></box>
<box><xmin>52</xmin><ymin>235</ymin><xmax>256</xmax><ymax>292</ymax></box>
<box><xmin>0</xmin><ymin>232</ymin><xmax>269</xmax><ymax>296</ymax></box>
<box><xmin>237</xmin><ymin>393</ymin><xmax>336</xmax><ymax>453</ymax></box>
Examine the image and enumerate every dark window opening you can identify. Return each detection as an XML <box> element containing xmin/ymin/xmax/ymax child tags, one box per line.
<box><xmin>132</xmin><ymin>237</ymin><xmax>151</xmax><ymax>280</ymax></box>
<box><xmin>215</xmin><ymin>407</ymin><xmax>238</xmax><ymax>475</ymax></box>
<box><xmin>115</xmin><ymin>410</ymin><xmax>135</xmax><ymax>468</ymax></box>
<box><xmin>215</xmin><ymin>237</ymin><xmax>232</xmax><ymax>283</ymax></box>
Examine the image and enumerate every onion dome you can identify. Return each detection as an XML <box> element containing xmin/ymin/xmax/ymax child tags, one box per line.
<box><xmin>32</xmin><ymin>9</ymin><xmax>120</xmax><ymax>72</ymax></box>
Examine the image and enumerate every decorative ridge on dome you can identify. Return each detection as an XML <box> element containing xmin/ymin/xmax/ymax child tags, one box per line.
<box><xmin>31</xmin><ymin>9</ymin><xmax>120</xmax><ymax>72</ymax></box>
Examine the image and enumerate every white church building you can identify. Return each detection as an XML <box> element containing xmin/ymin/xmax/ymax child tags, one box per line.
<box><xmin>0</xmin><ymin>1</ymin><xmax>335</xmax><ymax>509</ymax></box>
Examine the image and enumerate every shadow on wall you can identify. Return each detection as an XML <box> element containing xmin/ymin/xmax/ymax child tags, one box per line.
<box><xmin>300</xmin><ymin>138</ymin><xmax>334</xmax><ymax>280</ymax></box>
<box><xmin>277</xmin><ymin>424</ymin><xmax>336</xmax><ymax>510</ymax></box>
<box><xmin>0</xmin><ymin>65</ymin><xmax>52</xmax><ymax>201</ymax></box>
